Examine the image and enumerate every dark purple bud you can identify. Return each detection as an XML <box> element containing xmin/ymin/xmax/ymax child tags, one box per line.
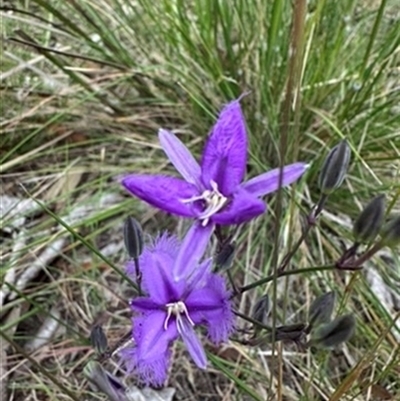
<box><xmin>251</xmin><ymin>293</ymin><xmax>271</xmax><ymax>327</ymax></box>
<box><xmin>309</xmin><ymin>291</ymin><xmax>336</xmax><ymax>327</ymax></box>
<box><xmin>380</xmin><ymin>215</ymin><xmax>400</xmax><ymax>247</ymax></box>
<box><xmin>318</xmin><ymin>140</ymin><xmax>351</xmax><ymax>194</ymax></box>
<box><xmin>268</xmin><ymin>324</ymin><xmax>307</xmax><ymax>342</ymax></box>
<box><xmin>311</xmin><ymin>314</ymin><xmax>356</xmax><ymax>348</ymax></box>
<box><xmin>215</xmin><ymin>241</ymin><xmax>236</xmax><ymax>271</ymax></box>
<box><xmin>84</xmin><ymin>361</ymin><xmax>126</xmax><ymax>401</ymax></box>
<box><xmin>123</xmin><ymin>216</ymin><xmax>143</xmax><ymax>260</ymax></box>
<box><xmin>277</xmin><ymin>323</ymin><xmax>307</xmax><ymax>333</ymax></box>
<box><xmin>353</xmin><ymin>195</ymin><xmax>385</xmax><ymax>243</ymax></box>
<box><xmin>90</xmin><ymin>324</ymin><xmax>108</xmax><ymax>355</ymax></box>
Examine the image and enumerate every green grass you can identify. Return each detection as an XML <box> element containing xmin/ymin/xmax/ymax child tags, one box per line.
<box><xmin>1</xmin><ymin>0</ymin><xmax>400</xmax><ymax>400</ymax></box>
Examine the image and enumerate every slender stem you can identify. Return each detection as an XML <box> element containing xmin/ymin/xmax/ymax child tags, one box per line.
<box><xmin>214</xmin><ymin>224</ymin><xmax>224</xmax><ymax>245</ymax></box>
<box><xmin>237</xmin><ymin>265</ymin><xmax>334</xmax><ymax>295</ymax></box>
<box><xmin>233</xmin><ymin>310</ymin><xmax>273</xmax><ymax>332</ymax></box>
<box><xmin>312</xmin><ymin>194</ymin><xmax>328</xmax><ymax>222</ymax></box>
<box><xmin>278</xmin><ymin>195</ymin><xmax>327</xmax><ymax>273</ymax></box>
<box><xmin>134</xmin><ymin>258</ymin><xmax>142</xmax><ymax>295</ymax></box>
<box><xmin>227</xmin><ymin>269</ymin><xmax>239</xmax><ymax>295</ymax></box>
<box><xmin>335</xmin><ymin>242</ymin><xmax>360</xmax><ymax>267</ymax></box>
<box><xmin>278</xmin><ymin>225</ymin><xmax>311</xmax><ymax>273</ymax></box>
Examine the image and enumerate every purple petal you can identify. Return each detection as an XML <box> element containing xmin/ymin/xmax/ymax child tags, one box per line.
<box><xmin>186</xmin><ymin>287</ymin><xmax>226</xmax><ymax>312</ymax></box>
<box><xmin>122</xmin><ymin>311</ymin><xmax>178</xmax><ymax>386</ymax></box>
<box><xmin>242</xmin><ymin>162</ymin><xmax>309</xmax><ymax>197</ymax></box>
<box><xmin>158</xmin><ymin>129</ymin><xmax>202</xmax><ymax>188</ymax></box>
<box><xmin>120</xmin><ymin>346</ymin><xmax>169</xmax><ymax>387</ymax></box>
<box><xmin>134</xmin><ymin>311</ymin><xmax>177</xmax><ymax>360</ymax></box>
<box><xmin>138</xmin><ymin>234</ymin><xmax>182</xmax><ymax>303</ymax></box>
<box><xmin>211</xmin><ymin>187</ymin><xmax>265</xmax><ymax>225</ymax></box>
<box><xmin>185</xmin><ymin>258</ymin><xmax>212</xmax><ymax>294</ymax></box>
<box><xmin>121</xmin><ymin>174</ymin><xmax>199</xmax><ymax>217</ymax></box>
<box><xmin>201</xmin><ymin>100</ymin><xmax>247</xmax><ymax>195</ymax></box>
<box><xmin>186</xmin><ymin>275</ymin><xmax>234</xmax><ymax>343</ymax></box>
<box><xmin>173</xmin><ymin>222</ymin><xmax>214</xmax><ymax>282</ymax></box>
<box><xmin>178</xmin><ymin>317</ymin><xmax>207</xmax><ymax>369</ymax></box>
<box><xmin>130</xmin><ymin>297</ymin><xmax>162</xmax><ymax>312</ymax></box>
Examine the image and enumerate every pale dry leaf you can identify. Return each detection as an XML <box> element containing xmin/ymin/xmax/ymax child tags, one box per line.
<box><xmin>125</xmin><ymin>386</ymin><xmax>175</xmax><ymax>401</ymax></box>
<box><xmin>0</xmin><ymin>305</ymin><xmax>22</xmax><ymax>401</ymax></box>
<box><xmin>8</xmin><ymin>192</ymin><xmax>122</xmax><ymax>301</ymax></box>
<box><xmin>369</xmin><ymin>384</ymin><xmax>394</xmax><ymax>400</ymax></box>
<box><xmin>9</xmin><ymin>238</ymin><xmax>66</xmax><ymax>301</ymax></box>
<box><xmin>0</xmin><ymin>195</ymin><xmax>39</xmax><ymax>231</ymax></box>
<box><xmin>0</xmin><ymin>348</ymin><xmax>7</xmax><ymax>401</ymax></box>
<box><xmin>79</xmin><ymin>241</ymin><xmax>124</xmax><ymax>267</ymax></box>
<box><xmin>63</xmin><ymin>193</ymin><xmax>123</xmax><ymax>226</ymax></box>
<box><xmin>365</xmin><ymin>268</ymin><xmax>400</xmax><ymax>342</ymax></box>
<box><xmin>4</xmin><ymin>51</ymin><xmax>65</xmax><ymax>90</ymax></box>
<box><xmin>0</xmin><ymin>229</ymin><xmax>27</xmax><ymax>307</ymax></box>
<box><xmin>43</xmin><ymin>170</ymin><xmax>83</xmax><ymax>201</ymax></box>
<box><xmin>24</xmin><ymin>307</ymin><xmax>61</xmax><ymax>353</ymax></box>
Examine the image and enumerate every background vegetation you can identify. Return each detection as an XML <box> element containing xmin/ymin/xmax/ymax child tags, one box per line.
<box><xmin>1</xmin><ymin>0</ymin><xmax>399</xmax><ymax>400</ymax></box>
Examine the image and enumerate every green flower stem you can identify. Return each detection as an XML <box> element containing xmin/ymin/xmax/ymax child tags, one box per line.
<box><xmin>278</xmin><ymin>195</ymin><xmax>327</xmax><ymax>273</ymax></box>
<box><xmin>238</xmin><ymin>265</ymin><xmax>334</xmax><ymax>295</ymax></box>
<box><xmin>339</xmin><ymin>242</ymin><xmax>384</xmax><ymax>269</ymax></box>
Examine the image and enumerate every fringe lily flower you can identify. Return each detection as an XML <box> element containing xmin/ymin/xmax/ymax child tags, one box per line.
<box><xmin>122</xmin><ymin>98</ymin><xmax>308</xmax><ymax>227</ymax></box>
<box><xmin>121</xmin><ymin>223</ymin><xmax>234</xmax><ymax>386</ymax></box>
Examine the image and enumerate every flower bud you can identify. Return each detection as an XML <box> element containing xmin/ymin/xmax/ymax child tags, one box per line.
<box><xmin>84</xmin><ymin>361</ymin><xmax>126</xmax><ymax>401</ymax></box>
<box><xmin>90</xmin><ymin>324</ymin><xmax>108</xmax><ymax>355</ymax></box>
<box><xmin>308</xmin><ymin>291</ymin><xmax>335</xmax><ymax>327</ymax></box>
<box><xmin>123</xmin><ymin>216</ymin><xmax>144</xmax><ymax>259</ymax></box>
<box><xmin>311</xmin><ymin>314</ymin><xmax>355</xmax><ymax>348</ymax></box>
<box><xmin>267</xmin><ymin>324</ymin><xmax>306</xmax><ymax>343</ymax></box>
<box><xmin>318</xmin><ymin>140</ymin><xmax>351</xmax><ymax>194</ymax></box>
<box><xmin>215</xmin><ymin>242</ymin><xmax>236</xmax><ymax>272</ymax></box>
<box><xmin>353</xmin><ymin>195</ymin><xmax>385</xmax><ymax>243</ymax></box>
<box><xmin>251</xmin><ymin>293</ymin><xmax>271</xmax><ymax>327</ymax></box>
<box><xmin>380</xmin><ymin>215</ymin><xmax>400</xmax><ymax>247</ymax></box>
<box><xmin>276</xmin><ymin>324</ymin><xmax>306</xmax><ymax>341</ymax></box>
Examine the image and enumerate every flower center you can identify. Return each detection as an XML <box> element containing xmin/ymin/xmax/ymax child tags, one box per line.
<box><xmin>164</xmin><ymin>301</ymin><xmax>195</xmax><ymax>333</ymax></box>
<box><xmin>182</xmin><ymin>180</ymin><xmax>228</xmax><ymax>226</ymax></box>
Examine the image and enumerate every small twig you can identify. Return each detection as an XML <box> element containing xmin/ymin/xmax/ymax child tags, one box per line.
<box><xmin>1</xmin><ymin>6</ymin><xmax>67</xmax><ymax>31</ymax></box>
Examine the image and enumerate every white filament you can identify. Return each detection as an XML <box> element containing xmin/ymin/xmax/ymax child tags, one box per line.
<box><xmin>181</xmin><ymin>180</ymin><xmax>228</xmax><ymax>226</ymax></box>
<box><xmin>164</xmin><ymin>301</ymin><xmax>195</xmax><ymax>331</ymax></box>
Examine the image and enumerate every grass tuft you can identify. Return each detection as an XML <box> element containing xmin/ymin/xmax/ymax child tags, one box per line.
<box><xmin>1</xmin><ymin>0</ymin><xmax>399</xmax><ymax>399</ymax></box>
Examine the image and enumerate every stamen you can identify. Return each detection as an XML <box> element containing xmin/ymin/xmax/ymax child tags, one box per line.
<box><xmin>181</xmin><ymin>191</ymin><xmax>211</xmax><ymax>204</ymax></box>
<box><xmin>163</xmin><ymin>301</ymin><xmax>195</xmax><ymax>331</ymax></box>
<box><xmin>163</xmin><ymin>306</ymin><xmax>173</xmax><ymax>330</ymax></box>
<box><xmin>180</xmin><ymin>181</ymin><xmax>228</xmax><ymax>225</ymax></box>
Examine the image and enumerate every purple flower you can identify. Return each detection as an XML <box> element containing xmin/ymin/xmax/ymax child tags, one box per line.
<box><xmin>120</xmin><ymin>223</ymin><xmax>234</xmax><ymax>386</ymax></box>
<box><xmin>122</xmin><ymin>98</ymin><xmax>308</xmax><ymax>227</ymax></box>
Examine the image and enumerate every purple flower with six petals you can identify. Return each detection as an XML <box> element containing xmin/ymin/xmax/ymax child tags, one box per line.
<box><xmin>120</xmin><ymin>223</ymin><xmax>234</xmax><ymax>386</ymax></box>
<box><xmin>122</xmin><ymin>98</ymin><xmax>308</xmax><ymax>227</ymax></box>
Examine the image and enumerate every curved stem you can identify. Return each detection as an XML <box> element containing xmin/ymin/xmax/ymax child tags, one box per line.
<box><xmin>237</xmin><ymin>265</ymin><xmax>334</xmax><ymax>295</ymax></box>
